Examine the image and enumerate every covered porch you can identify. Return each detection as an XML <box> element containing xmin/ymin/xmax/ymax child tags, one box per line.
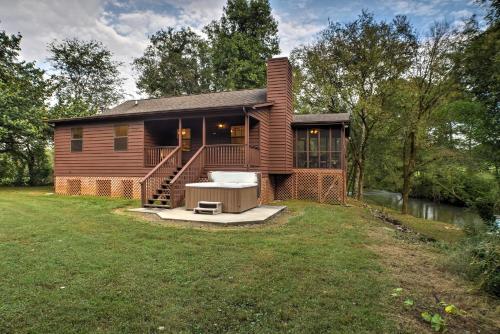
<box><xmin>143</xmin><ymin>113</ymin><xmax>260</xmax><ymax>169</ymax></box>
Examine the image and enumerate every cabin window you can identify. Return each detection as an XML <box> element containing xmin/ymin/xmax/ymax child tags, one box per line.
<box><xmin>180</xmin><ymin>128</ymin><xmax>191</xmax><ymax>151</ymax></box>
<box><xmin>294</xmin><ymin>127</ymin><xmax>343</xmax><ymax>169</ymax></box>
<box><xmin>230</xmin><ymin>125</ymin><xmax>245</xmax><ymax>144</ymax></box>
<box><xmin>114</xmin><ymin>125</ymin><xmax>128</xmax><ymax>151</ymax></box>
<box><xmin>71</xmin><ymin>127</ymin><xmax>83</xmax><ymax>152</ymax></box>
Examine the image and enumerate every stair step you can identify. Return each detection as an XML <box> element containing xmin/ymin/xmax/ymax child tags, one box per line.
<box><xmin>152</xmin><ymin>194</ymin><xmax>170</xmax><ymax>199</ymax></box>
<box><xmin>149</xmin><ymin>197</ymin><xmax>170</xmax><ymax>202</ymax></box>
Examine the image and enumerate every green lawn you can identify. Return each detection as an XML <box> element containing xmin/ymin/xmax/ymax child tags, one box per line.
<box><xmin>0</xmin><ymin>187</ymin><xmax>398</xmax><ymax>333</ymax></box>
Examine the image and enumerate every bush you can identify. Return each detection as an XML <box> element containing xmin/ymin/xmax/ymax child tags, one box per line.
<box><xmin>448</xmin><ymin>232</ymin><xmax>500</xmax><ymax>297</ymax></box>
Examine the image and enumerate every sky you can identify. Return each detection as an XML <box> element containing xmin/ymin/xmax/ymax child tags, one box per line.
<box><xmin>0</xmin><ymin>0</ymin><xmax>486</xmax><ymax>101</ymax></box>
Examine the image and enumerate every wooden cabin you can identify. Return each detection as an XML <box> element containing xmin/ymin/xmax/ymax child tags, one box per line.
<box><xmin>50</xmin><ymin>57</ymin><xmax>349</xmax><ymax>208</ymax></box>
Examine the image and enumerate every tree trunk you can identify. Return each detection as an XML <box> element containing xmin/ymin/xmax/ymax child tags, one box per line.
<box><xmin>347</xmin><ymin>161</ymin><xmax>356</xmax><ymax>196</ymax></box>
<box><xmin>26</xmin><ymin>155</ymin><xmax>37</xmax><ymax>186</ymax></box>
<box><xmin>356</xmin><ymin>160</ymin><xmax>364</xmax><ymax>200</ymax></box>
<box><xmin>354</xmin><ymin>119</ymin><xmax>367</xmax><ymax>200</ymax></box>
<box><xmin>401</xmin><ymin>131</ymin><xmax>416</xmax><ymax>214</ymax></box>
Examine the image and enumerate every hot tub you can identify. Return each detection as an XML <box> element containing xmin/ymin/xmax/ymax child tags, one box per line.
<box><xmin>185</xmin><ymin>172</ymin><xmax>259</xmax><ymax>213</ymax></box>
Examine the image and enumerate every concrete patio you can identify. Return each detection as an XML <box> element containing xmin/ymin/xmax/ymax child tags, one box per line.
<box><xmin>128</xmin><ymin>205</ymin><xmax>286</xmax><ymax>226</ymax></box>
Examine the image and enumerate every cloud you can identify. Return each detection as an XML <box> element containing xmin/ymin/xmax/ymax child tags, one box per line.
<box><xmin>274</xmin><ymin>12</ymin><xmax>323</xmax><ymax>55</ymax></box>
<box><xmin>0</xmin><ymin>0</ymin><xmax>224</xmax><ymax>100</ymax></box>
<box><xmin>0</xmin><ymin>0</ymin><xmax>482</xmax><ymax>101</ymax></box>
<box><xmin>381</xmin><ymin>0</ymin><xmax>447</xmax><ymax>17</ymax></box>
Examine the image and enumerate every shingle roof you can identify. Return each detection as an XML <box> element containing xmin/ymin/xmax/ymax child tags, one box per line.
<box><xmin>105</xmin><ymin>88</ymin><xmax>267</xmax><ymax>116</ymax></box>
<box><xmin>292</xmin><ymin>113</ymin><xmax>350</xmax><ymax>124</ymax></box>
<box><xmin>49</xmin><ymin>88</ymin><xmax>268</xmax><ymax>123</ymax></box>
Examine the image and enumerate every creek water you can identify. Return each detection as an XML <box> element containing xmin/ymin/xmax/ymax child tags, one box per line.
<box><xmin>363</xmin><ymin>189</ymin><xmax>484</xmax><ymax>226</ymax></box>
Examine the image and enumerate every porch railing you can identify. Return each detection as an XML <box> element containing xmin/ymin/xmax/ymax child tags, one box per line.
<box><xmin>205</xmin><ymin>144</ymin><xmax>245</xmax><ymax>166</ymax></box>
<box><xmin>139</xmin><ymin>146</ymin><xmax>181</xmax><ymax>206</ymax></box>
<box><xmin>169</xmin><ymin>146</ymin><xmax>206</xmax><ymax>208</ymax></box>
<box><xmin>144</xmin><ymin>146</ymin><xmax>177</xmax><ymax>167</ymax></box>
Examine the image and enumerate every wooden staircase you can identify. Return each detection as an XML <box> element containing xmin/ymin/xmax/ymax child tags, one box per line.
<box><xmin>140</xmin><ymin>145</ymin><xmax>206</xmax><ymax>209</ymax></box>
<box><xmin>143</xmin><ymin>166</ymin><xmax>182</xmax><ymax>208</ymax></box>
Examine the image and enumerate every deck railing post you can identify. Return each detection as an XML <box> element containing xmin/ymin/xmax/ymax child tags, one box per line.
<box><xmin>244</xmin><ymin>111</ymin><xmax>250</xmax><ymax>170</ymax></box>
<box><xmin>178</xmin><ymin>118</ymin><xmax>183</xmax><ymax>168</ymax></box>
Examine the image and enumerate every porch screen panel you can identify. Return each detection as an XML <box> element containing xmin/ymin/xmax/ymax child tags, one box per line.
<box><xmin>319</xmin><ymin>128</ymin><xmax>329</xmax><ymax>168</ymax></box>
<box><xmin>330</xmin><ymin>128</ymin><xmax>341</xmax><ymax>169</ymax></box>
<box><xmin>308</xmin><ymin>129</ymin><xmax>319</xmax><ymax>168</ymax></box>
<box><xmin>295</xmin><ymin>129</ymin><xmax>307</xmax><ymax>168</ymax></box>
<box><xmin>294</xmin><ymin>126</ymin><xmax>343</xmax><ymax>169</ymax></box>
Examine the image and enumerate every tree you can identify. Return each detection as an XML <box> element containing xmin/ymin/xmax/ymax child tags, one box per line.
<box><xmin>291</xmin><ymin>12</ymin><xmax>417</xmax><ymax>199</ymax></box>
<box><xmin>388</xmin><ymin>23</ymin><xmax>456</xmax><ymax>214</ymax></box>
<box><xmin>0</xmin><ymin>29</ymin><xmax>51</xmax><ymax>185</ymax></box>
<box><xmin>133</xmin><ymin>27</ymin><xmax>211</xmax><ymax>97</ymax></box>
<box><xmin>204</xmin><ymin>0</ymin><xmax>280</xmax><ymax>90</ymax></box>
<box><xmin>48</xmin><ymin>39</ymin><xmax>124</xmax><ymax>117</ymax></box>
<box><xmin>453</xmin><ymin>10</ymin><xmax>500</xmax><ymax>177</ymax></box>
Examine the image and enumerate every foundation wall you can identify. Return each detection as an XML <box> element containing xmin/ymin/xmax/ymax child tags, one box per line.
<box><xmin>55</xmin><ymin>176</ymin><xmax>142</xmax><ymax>199</ymax></box>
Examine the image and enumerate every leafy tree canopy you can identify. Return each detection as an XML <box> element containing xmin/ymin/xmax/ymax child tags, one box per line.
<box><xmin>48</xmin><ymin>38</ymin><xmax>124</xmax><ymax>117</ymax></box>
<box><xmin>0</xmin><ymin>29</ymin><xmax>51</xmax><ymax>185</ymax></box>
<box><xmin>133</xmin><ymin>27</ymin><xmax>211</xmax><ymax>97</ymax></box>
<box><xmin>204</xmin><ymin>0</ymin><xmax>280</xmax><ymax>90</ymax></box>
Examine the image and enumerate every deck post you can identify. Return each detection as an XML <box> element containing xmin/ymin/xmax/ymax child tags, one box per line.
<box><xmin>341</xmin><ymin>122</ymin><xmax>346</xmax><ymax>203</ymax></box>
<box><xmin>202</xmin><ymin>116</ymin><xmax>206</xmax><ymax>146</ymax></box>
<box><xmin>178</xmin><ymin>118</ymin><xmax>182</xmax><ymax>167</ymax></box>
<box><xmin>244</xmin><ymin>110</ymin><xmax>250</xmax><ymax>170</ymax></box>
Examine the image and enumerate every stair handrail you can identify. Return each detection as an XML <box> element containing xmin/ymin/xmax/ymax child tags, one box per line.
<box><xmin>140</xmin><ymin>146</ymin><xmax>181</xmax><ymax>206</ymax></box>
<box><xmin>169</xmin><ymin>145</ymin><xmax>206</xmax><ymax>208</ymax></box>
<box><xmin>140</xmin><ymin>146</ymin><xmax>181</xmax><ymax>184</ymax></box>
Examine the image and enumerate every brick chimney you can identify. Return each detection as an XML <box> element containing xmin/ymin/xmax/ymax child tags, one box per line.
<box><xmin>267</xmin><ymin>57</ymin><xmax>293</xmax><ymax>174</ymax></box>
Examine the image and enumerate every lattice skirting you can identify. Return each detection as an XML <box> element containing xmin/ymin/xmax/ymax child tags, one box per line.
<box><xmin>273</xmin><ymin>169</ymin><xmax>346</xmax><ymax>204</ymax></box>
<box><xmin>55</xmin><ymin>176</ymin><xmax>142</xmax><ymax>199</ymax></box>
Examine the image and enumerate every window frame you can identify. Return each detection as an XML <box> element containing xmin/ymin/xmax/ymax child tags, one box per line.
<box><xmin>230</xmin><ymin>125</ymin><xmax>245</xmax><ymax>145</ymax></box>
<box><xmin>180</xmin><ymin>128</ymin><xmax>191</xmax><ymax>152</ymax></box>
<box><xmin>114</xmin><ymin>124</ymin><xmax>129</xmax><ymax>151</ymax></box>
<box><xmin>70</xmin><ymin>127</ymin><xmax>83</xmax><ymax>153</ymax></box>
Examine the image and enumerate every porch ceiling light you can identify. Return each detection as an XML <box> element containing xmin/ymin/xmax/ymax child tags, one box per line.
<box><xmin>217</xmin><ymin>122</ymin><xmax>226</xmax><ymax>129</ymax></box>
<box><xmin>310</xmin><ymin>129</ymin><xmax>319</xmax><ymax>135</ymax></box>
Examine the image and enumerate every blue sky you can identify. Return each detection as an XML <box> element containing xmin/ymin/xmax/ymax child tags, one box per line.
<box><xmin>0</xmin><ymin>0</ymin><xmax>486</xmax><ymax>100</ymax></box>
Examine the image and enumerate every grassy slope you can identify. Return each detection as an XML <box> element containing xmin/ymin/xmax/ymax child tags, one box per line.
<box><xmin>355</xmin><ymin>200</ymin><xmax>464</xmax><ymax>243</ymax></box>
<box><xmin>0</xmin><ymin>188</ymin><xmax>393</xmax><ymax>333</ymax></box>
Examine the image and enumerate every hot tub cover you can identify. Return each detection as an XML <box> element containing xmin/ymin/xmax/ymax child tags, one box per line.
<box><xmin>208</xmin><ymin>171</ymin><xmax>258</xmax><ymax>184</ymax></box>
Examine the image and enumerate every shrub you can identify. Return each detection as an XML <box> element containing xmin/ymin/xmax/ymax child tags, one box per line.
<box><xmin>448</xmin><ymin>233</ymin><xmax>500</xmax><ymax>297</ymax></box>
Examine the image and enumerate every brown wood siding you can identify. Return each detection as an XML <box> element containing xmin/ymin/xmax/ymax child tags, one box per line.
<box><xmin>248</xmin><ymin>108</ymin><xmax>270</xmax><ymax>174</ymax></box>
<box><xmin>249</xmin><ymin>121</ymin><xmax>259</xmax><ymax>147</ymax></box>
<box><xmin>267</xmin><ymin>58</ymin><xmax>293</xmax><ymax>174</ymax></box>
<box><xmin>54</xmin><ymin>120</ymin><xmax>150</xmax><ymax>177</ymax></box>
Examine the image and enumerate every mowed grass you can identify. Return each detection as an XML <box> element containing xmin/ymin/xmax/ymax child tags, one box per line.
<box><xmin>0</xmin><ymin>188</ymin><xmax>395</xmax><ymax>333</ymax></box>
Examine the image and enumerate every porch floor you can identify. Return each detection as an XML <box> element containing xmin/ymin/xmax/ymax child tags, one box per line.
<box><xmin>128</xmin><ymin>205</ymin><xmax>286</xmax><ymax>226</ymax></box>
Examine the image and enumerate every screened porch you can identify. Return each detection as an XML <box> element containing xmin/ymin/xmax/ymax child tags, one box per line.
<box><xmin>293</xmin><ymin>125</ymin><xmax>346</xmax><ymax>169</ymax></box>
